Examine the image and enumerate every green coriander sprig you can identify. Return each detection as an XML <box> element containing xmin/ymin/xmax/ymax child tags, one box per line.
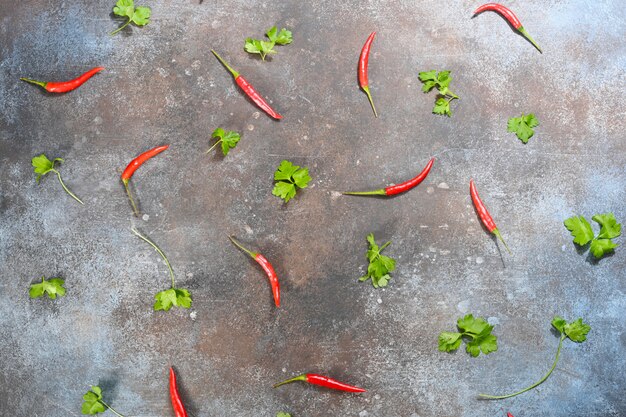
<box><xmin>32</xmin><ymin>154</ymin><xmax>84</xmax><ymax>205</ymax></box>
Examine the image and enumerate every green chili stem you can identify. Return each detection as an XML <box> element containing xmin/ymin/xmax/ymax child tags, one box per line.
<box><xmin>342</xmin><ymin>189</ymin><xmax>386</xmax><ymax>196</ymax></box>
<box><xmin>123</xmin><ymin>181</ymin><xmax>139</xmax><ymax>216</ymax></box>
<box><xmin>211</xmin><ymin>50</ymin><xmax>240</xmax><ymax>78</ymax></box>
<box><xmin>362</xmin><ymin>86</ymin><xmax>378</xmax><ymax>118</ymax></box>
<box><xmin>492</xmin><ymin>228</ymin><xmax>512</xmax><ymax>254</ymax></box>
<box><xmin>228</xmin><ymin>235</ymin><xmax>258</xmax><ymax>259</ymax></box>
<box><xmin>131</xmin><ymin>227</ymin><xmax>176</xmax><ymax>288</ymax></box>
<box><xmin>479</xmin><ymin>334</ymin><xmax>566</xmax><ymax>399</ymax></box>
<box><xmin>518</xmin><ymin>27</ymin><xmax>542</xmax><ymax>53</ymax></box>
<box><xmin>20</xmin><ymin>78</ymin><xmax>47</xmax><ymax>89</ymax></box>
<box><xmin>273</xmin><ymin>374</ymin><xmax>307</xmax><ymax>388</ymax></box>
<box><xmin>53</xmin><ymin>170</ymin><xmax>84</xmax><ymax>205</ymax></box>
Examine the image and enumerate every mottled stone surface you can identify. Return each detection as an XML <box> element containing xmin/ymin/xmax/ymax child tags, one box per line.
<box><xmin>0</xmin><ymin>1</ymin><xmax>624</xmax><ymax>416</ymax></box>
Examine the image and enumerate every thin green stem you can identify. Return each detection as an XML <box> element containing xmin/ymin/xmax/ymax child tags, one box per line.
<box><xmin>206</xmin><ymin>139</ymin><xmax>222</xmax><ymax>154</ymax></box>
<box><xmin>20</xmin><ymin>78</ymin><xmax>47</xmax><ymax>89</ymax></box>
<box><xmin>110</xmin><ymin>18</ymin><xmax>131</xmax><ymax>36</ymax></box>
<box><xmin>273</xmin><ymin>374</ymin><xmax>307</xmax><ymax>388</ymax></box>
<box><xmin>211</xmin><ymin>50</ymin><xmax>240</xmax><ymax>78</ymax></box>
<box><xmin>100</xmin><ymin>400</ymin><xmax>126</xmax><ymax>417</ymax></box>
<box><xmin>493</xmin><ymin>228</ymin><xmax>512</xmax><ymax>255</ymax></box>
<box><xmin>362</xmin><ymin>86</ymin><xmax>378</xmax><ymax>118</ymax></box>
<box><xmin>123</xmin><ymin>181</ymin><xmax>140</xmax><ymax>217</ymax></box>
<box><xmin>228</xmin><ymin>235</ymin><xmax>258</xmax><ymax>259</ymax></box>
<box><xmin>518</xmin><ymin>27</ymin><xmax>542</xmax><ymax>53</ymax></box>
<box><xmin>342</xmin><ymin>189</ymin><xmax>386</xmax><ymax>196</ymax></box>
<box><xmin>131</xmin><ymin>227</ymin><xmax>176</xmax><ymax>288</ymax></box>
<box><xmin>378</xmin><ymin>241</ymin><xmax>391</xmax><ymax>252</ymax></box>
<box><xmin>53</xmin><ymin>170</ymin><xmax>84</xmax><ymax>205</ymax></box>
<box><xmin>479</xmin><ymin>334</ymin><xmax>566</xmax><ymax>399</ymax></box>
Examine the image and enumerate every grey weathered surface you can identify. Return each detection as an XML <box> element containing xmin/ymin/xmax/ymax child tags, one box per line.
<box><xmin>0</xmin><ymin>1</ymin><xmax>625</xmax><ymax>416</ymax></box>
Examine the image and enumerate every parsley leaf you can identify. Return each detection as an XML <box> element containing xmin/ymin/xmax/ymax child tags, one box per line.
<box><xmin>111</xmin><ymin>0</ymin><xmax>151</xmax><ymax>35</ymax></box>
<box><xmin>245</xmin><ymin>25</ymin><xmax>292</xmax><ymax>60</ymax></box>
<box><xmin>82</xmin><ymin>386</ymin><xmax>106</xmax><ymax>415</ymax></box>
<box><xmin>508</xmin><ymin>113</ymin><xmax>539</xmax><ymax>143</ymax></box>
<box><xmin>359</xmin><ymin>233</ymin><xmax>396</xmax><ymax>288</ymax></box>
<box><xmin>438</xmin><ymin>314</ymin><xmax>498</xmax><ymax>357</ymax></box>
<box><xmin>480</xmin><ymin>316</ymin><xmax>589</xmax><ymax>399</ymax></box>
<box><xmin>154</xmin><ymin>288</ymin><xmax>192</xmax><ymax>311</ymax></box>
<box><xmin>564</xmin><ymin>213</ymin><xmax>621</xmax><ymax>258</ymax></box>
<box><xmin>29</xmin><ymin>276</ymin><xmax>66</xmax><ymax>299</ymax></box>
<box><xmin>32</xmin><ymin>153</ymin><xmax>84</xmax><ymax>205</ymax></box>
<box><xmin>277</xmin><ymin>413</ymin><xmax>292</xmax><ymax>417</ymax></box>
<box><xmin>592</xmin><ymin>213</ymin><xmax>621</xmax><ymax>239</ymax></box>
<box><xmin>207</xmin><ymin>128</ymin><xmax>241</xmax><ymax>156</ymax></box>
<box><xmin>272</xmin><ymin>160</ymin><xmax>311</xmax><ymax>203</ymax></box>
<box><xmin>564</xmin><ymin>216</ymin><xmax>595</xmax><ymax>245</ymax></box>
<box><xmin>267</xmin><ymin>27</ymin><xmax>293</xmax><ymax>45</ymax></box>
<box><xmin>418</xmin><ymin>70</ymin><xmax>459</xmax><ymax>117</ymax></box>
<box><xmin>589</xmin><ymin>238</ymin><xmax>618</xmax><ymax>258</ymax></box>
<box><xmin>244</xmin><ymin>38</ymin><xmax>276</xmax><ymax>61</ymax></box>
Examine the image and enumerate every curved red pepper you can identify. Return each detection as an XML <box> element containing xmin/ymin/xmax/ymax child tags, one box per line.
<box><xmin>274</xmin><ymin>373</ymin><xmax>366</xmax><ymax>393</ymax></box>
<box><xmin>121</xmin><ymin>145</ymin><xmax>169</xmax><ymax>216</ymax></box>
<box><xmin>469</xmin><ymin>179</ymin><xmax>511</xmax><ymax>254</ymax></box>
<box><xmin>211</xmin><ymin>50</ymin><xmax>282</xmax><ymax>120</ymax></box>
<box><xmin>229</xmin><ymin>236</ymin><xmax>280</xmax><ymax>307</ymax></box>
<box><xmin>169</xmin><ymin>367</ymin><xmax>188</xmax><ymax>417</ymax></box>
<box><xmin>358</xmin><ymin>31</ymin><xmax>377</xmax><ymax>117</ymax></box>
<box><xmin>343</xmin><ymin>158</ymin><xmax>434</xmax><ymax>196</ymax></box>
<box><xmin>473</xmin><ymin>3</ymin><xmax>542</xmax><ymax>52</ymax></box>
<box><xmin>507</xmin><ymin>413</ymin><xmax>515</xmax><ymax>417</ymax></box>
<box><xmin>20</xmin><ymin>67</ymin><xmax>105</xmax><ymax>93</ymax></box>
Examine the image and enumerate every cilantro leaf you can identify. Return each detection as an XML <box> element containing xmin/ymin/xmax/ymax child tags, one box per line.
<box><xmin>551</xmin><ymin>316</ymin><xmax>567</xmax><ymax>333</ymax></box>
<box><xmin>267</xmin><ymin>27</ymin><xmax>293</xmax><ymax>45</ymax></box>
<box><xmin>564</xmin><ymin>215</ymin><xmax>595</xmax><ymax>246</ymax></box>
<box><xmin>589</xmin><ymin>238</ymin><xmax>617</xmax><ymax>258</ymax></box>
<box><xmin>508</xmin><ymin>113</ymin><xmax>539</xmax><ymax>143</ymax></box>
<box><xmin>208</xmin><ymin>128</ymin><xmax>241</xmax><ymax>156</ymax></box>
<box><xmin>32</xmin><ymin>153</ymin><xmax>83</xmax><ymax>204</ymax></box>
<box><xmin>29</xmin><ymin>276</ymin><xmax>66</xmax><ymax>299</ymax></box>
<box><xmin>419</xmin><ymin>70</ymin><xmax>458</xmax><ymax>117</ymax></box>
<box><xmin>277</xmin><ymin>413</ymin><xmax>292</xmax><ymax>417</ymax></box>
<box><xmin>154</xmin><ymin>288</ymin><xmax>192</xmax><ymax>311</ymax></box>
<box><xmin>433</xmin><ymin>97</ymin><xmax>451</xmax><ymax>116</ymax></box>
<box><xmin>82</xmin><ymin>386</ymin><xmax>106</xmax><ymax>415</ymax></box>
<box><xmin>563</xmin><ymin>318</ymin><xmax>591</xmax><ymax>342</ymax></box>
<box><xmin>592</xmin><ymin>213</ymin><xmax>621</xmax><ymax>239</ymax></box>
<box><xmin>244</xmin><ymin>38</ymin><xmax>276</xmax><ymax>61</ymax></box>
<box><xmin>359</xmin><ymin>233</ymin><xmax>396</xmax><ymax>288</ymax></box>
<box><xmin>438</xmin><ymin>332</ymin><xmax>463</xmax><ymax>352</ymax></box>
<box><xmin>439</xmin><ymin>314</ymin><xmax>497</xmax><ymax>357</ymax></box>
<box><xmin>111</xmin><ymin>0</ymin><xmax>151</xmax><ymax>35</ymax></box>
<box><xmin>272</xmin><ymin>160</ymin><xmax>311</xmax><ymax>203</ymax></box>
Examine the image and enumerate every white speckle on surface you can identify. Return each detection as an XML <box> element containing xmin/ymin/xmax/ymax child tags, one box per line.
<box><xmin>377</xmin><ymin>298</ymin><xmax>382</xmax><ymax>304</ymax></box>
<box><xmin>374</xmin><ymin>394</ymin><xmax>380</xmax><ymax>400</ymax></box>
<box><xmin>142</xmin><ymin>214</ymin><xmax>149</xmax><ymax>221</ymax></box>
<box><xmin>185</xmin><ymin>69</ymin><xmax>192</xmax><ymax>76</ymax></box>
<box><xmin>190</xmin><ymin>311</ymin><xmax>197</xmax><ymax>320</ymax></box>
<box><xmin>157</xmin><ymin>68</ymin><xmax>169</xmax><ymax>77</ymax></box>
<box><xmin>457</xmin><ymin>299</ymin><xmax>470</xmax><ymax>313</ymax></box>
<box><xmin>282</xmin><ymin>368</ymin><xmax>286</xmax><ymax>373</ymax></box>
<box><xmin>330</xmin><ymin>191</ymin><xmax>342</xmax><ymax>199</ymax></box>
<box><xmin>93</xmin><ymin>116</ymin><xmax>102</xmax><ymax>125</ymax></box>
<box><xmin>253</xmin><ymin>112</ymin><xmax>260</xmax><ymax>119</ymax></box>
<box><xmin>244</xmin><ymin>225</ymin><xmax>253</xmax><ymax>234</ymax></box>
<box><xmin>247</xmin><ymin>124</ymin><xmax>254</xmax><ymax>131</ymax></box>
<box><xmin>359</xmin><ymin>411</ymin><xmax>369</xmax><ymax>417</ymax></box>
<box><xmin>429</xmin><ymin>246</ymin><xmax>437</xmax><ymax>253</ymax></box>
<box><xmin>487</xmin><ymin>317</ymin><xmax>500</xmax><ymax>325</ymax></box>
<box><xmin>426</xmin><ymin>187</ymin><xmax>434</xmax><ymax>194</ymax></box>
<box><xmin>476</xmin><ymin>257</ymin><xmax>484</xmax><ymax>264</ymax></box>
<box><xmin>186</xmin><ymin>272</ymin><xmax>193</xmax><ymax>278</ymax></box>
<box><xmin>437</xmin><ymin>182</ymin><xmax>449</xmax><ymax>189</ymax></box>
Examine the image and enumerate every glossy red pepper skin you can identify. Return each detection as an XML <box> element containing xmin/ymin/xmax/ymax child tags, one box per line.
<box><xmin>507</xmin><ymin>413</ymin><xmax>515</xmax><ymax>417</ymax></box>
<box><xmin>211</xmin><ymin>50</ymin><xmax>282</xmax><ymax>120</ymax></box>
<box><xmin>343</xmin><ymin>158</ymin><xmax>434</xmax><ymax>196</ymax></box>
<box><xmin>121</xmin><ymin>145</ymin><xmax>169</xmax><ymax>216</ymax></box>
<box><xmin>169</xmin><ymin>368</ymin><xmax>188</xmax><ymax>417</ymax></box>
<box><xmin>20</xmin><ymin>67</ymin><xmax>105</xmax><ymax>93</ymax></box>
<box><xmin>121</xmin><ymin>145</ymin><xmax>170</xmax><ymax>184</ymax></box>
<box><xmin>358</xmin><ymin>32</ymin><xmax>377</xmax><ymax>117</ymax></box>
<box><xmin>229</xmin><ymin>236</ymin><xmax>280</xmax><ymax>307</ymax></box>
<box><xmin>274</xmin><ymin>373</ymin><xmax>366</xmax><ymax>393</ymax></box>
<box><xmin>473</xmin><ymin>3</ymin><xmax>542</xmax><ymax>52</ymax></box>
<box><xmin>469</xmin><ymin>179</ymin><xmax>511</xmax><ymax>254</ymax></box>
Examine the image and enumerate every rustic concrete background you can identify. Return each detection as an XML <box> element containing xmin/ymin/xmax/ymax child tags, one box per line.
<box><xmin>0</xmin><ymin>0</ymin><xmax>624</xmax><ymax>416</ymax></box>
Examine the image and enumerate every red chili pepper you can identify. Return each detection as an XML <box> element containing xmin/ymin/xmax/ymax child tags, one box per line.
<box><xmin>169</xmin><ymin>367</ymin><xmax>188</xmax><ymax>417</ymax></box>
<box><xmin>470</xmin><ymin>179</ymin><xmax>511</xmax><ymax>254</ymax></box>
<box><xmin>473</xmin><ymin>3</ymin><xmax>542</xmax><ymax>53</ymax></box>
<box><xmin>359</xmin><ymin>31</ymin><xmax>377</xmax><ymax>117</ymax></box>
<box><xmin>228</xmin><ymin>236</ymin><xmax>280</xmax><ymax>307</ymax></box>
<box><xmin>20</xmin><ymin>67</ymin><xmax>105</xmax><ymax>93</ymax></box>
<box><xmin>507</xmin><ymin>413</ymin><xmax>515</xmax><ymax>417</ymax></box>
<box><xmin>343</xmin><ymin>158</ymin><xmax>434</xmax><ymax>196</ymax></box>
<box><xmin>121</xmin><ymin>145</ymin><xmax>169</xmax><ymax>216</ymax></box>
<box><xmin>274</xmin><ymin>373</ymin><xmax>366</xmax><ymax>393</ymax></box>
<box><xmin>211</xmin><ymin>50</ymin><xmax>282</xmax><ymax>120</ymax></box>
